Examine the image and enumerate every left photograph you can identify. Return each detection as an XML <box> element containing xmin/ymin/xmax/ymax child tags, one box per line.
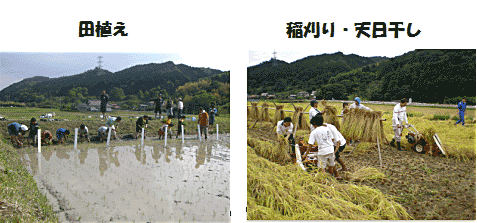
<box><xmin>0</xmin><ymin>52</ymin><xmax>230</xmax><ymax>222</ymax></box>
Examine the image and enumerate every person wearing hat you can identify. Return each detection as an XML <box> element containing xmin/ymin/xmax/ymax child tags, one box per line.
<box><xmin>166</xmin><ymin>97</ymin><xmax>173</xmax><ymax>116</ymax></box>
<box><xmin>176</xmin><ymin>115</ymin><xmax>186</xmax><ymax>138</ymax></box>
<box><xmin>309</xmin><ymin>100</ymin><xmax>322</xmax><ymax>131</ymax></box>
<box><xmin>154</xmin><ymin>94</ymin><xmax>164</xmax><ymax>119</ymax></box>
<box><xmin>136</xmin><ymin>115</ymin><xmax>149</xmax><ymax>139</ymax></box>
<box><xmin>27</xmin><ymin>117</ymin><xmax>40</xmax><ymax>145</ymax></box>
<box><xmin>8</xmin><ymin>122</ymin><xmax>28</xmax><ymax>148</ymax></box>
<box><xmin>349</xmin><ymin>97</ymin><xmax>372</xmax><ymax>111</ymax></box>
<box><xmin>178</xmin><ymin>98</ymin><xmax>184</xmax><ymax>118</ymax></box>
<box><xmin>78</xmin><ymin>124</ymin><xmax>90</xmax><ymax>143</ymax></box>
<box><xmin>97</xmin><ymin>126</ymin><xmax>111</xmax><ymax>142</ymax></box>
<box><xmin>105</xmin><ymin>116</ymin><xmax>122</xmax><ymax>139</ymax></box>
<box><xmin>56</xmin><ymin>128</ymin><xmax>70</xmax><ymax>144</ymax></box>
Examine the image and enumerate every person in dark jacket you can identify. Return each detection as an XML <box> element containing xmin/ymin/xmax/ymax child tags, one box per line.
<box><xmin>154</xmin><ymin>94</ymin><xmax>164</xmax><ymax>119</ymax></box>
<box><xmin>455</xmin><ymin>97</ymin><xmax>467</xmax><ymax>126</ymax></box>
<box><xmin>136</xmin><ymin>115</ymin><xmax>149</xmax><ymax>139</ymax></box>
<box><xmin>27</xmin><ymin>117</ymin><xmax>40</xmax><ymax>145</ymax></box>
<box><xmin>177</xmin><ymin>115</ymin><xmax>185</xmax><ymax>138</ymax></box>
<box><xmin>166</xmin><ymin>97</ymin><xmax>173</xmax><ymax>116</ymax></box>
<box><xmin>100</xmin><ymin>90</ymin><xmax>109</xmax><ymax>118</ymax></box>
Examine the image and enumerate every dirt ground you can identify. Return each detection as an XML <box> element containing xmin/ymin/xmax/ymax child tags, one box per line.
<box><xmin>248</xmin><ymin>126</ymin><xmax>476</xmax><ymax>220</ymax></box>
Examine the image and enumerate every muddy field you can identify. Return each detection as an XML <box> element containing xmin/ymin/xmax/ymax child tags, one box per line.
<box><xmin>248</xmin><ymin>126</ymin><xmax>476</xmax><ymax>220</ymax></box>
<box><xmin>19</xmin><ymin>138</ymin><xmax>230</xmax><ymax>222</ymax></box>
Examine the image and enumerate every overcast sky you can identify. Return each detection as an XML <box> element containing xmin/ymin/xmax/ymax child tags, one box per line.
<box><xmin>248</xmin><ymin>49</ymin><xmax>415</xmax><ymax>67</ymax></box>
<box><xmin>0</xmin><ymin>52</ymin><xmax>228</xmax><ymax>91</ymax></box>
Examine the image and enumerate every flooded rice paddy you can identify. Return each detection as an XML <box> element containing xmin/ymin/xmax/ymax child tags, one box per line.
<box><xmin>20</xmin><ymin>138</ymin><xmax>230</xmax><ymax>222</ymax></box>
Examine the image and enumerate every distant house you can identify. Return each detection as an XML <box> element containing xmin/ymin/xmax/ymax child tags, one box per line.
<box><xmin>311</xmin><ymin>91</ymin><xmax>317</xmax><ymax>96</ymax></box>
<box><xmin>266</xmin><ymin>95</ymin><xmax>276</xmax><ymax>99</ymax></box>
<box><xmin>249</xmin><ymin>95</ymin><xmax>259</xmax><ymax>99</ymax></box>
<box><xmin>288</xmin><ymin>94</ymin><xmax>297</xmax><ymax>100</ymax></box>
<box><xmin>78</xmin><ymin>100</ymin><xmax>112</xmax><ymax>112</ymax></box>
<box><xmin>297</xmin><ymin>91</ymin><xmax>310</xmax><ymax>97</ymax></box>
<box><xmin>260</xmin><ymin>93</ymin><xmax>269</xmax><ymax>98</ymax></box>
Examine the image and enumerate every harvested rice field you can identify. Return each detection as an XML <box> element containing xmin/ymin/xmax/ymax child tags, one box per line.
<box><xmin>247</xmin><ymin>101</ymin><xmax>476</xmax><ymax>220</ymax></box>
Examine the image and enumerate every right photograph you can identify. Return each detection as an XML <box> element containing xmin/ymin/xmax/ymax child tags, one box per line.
<box><xmin>247</xmin><ymin>49</ymin><xmax>476</xmax><ymax>220</ymax></box>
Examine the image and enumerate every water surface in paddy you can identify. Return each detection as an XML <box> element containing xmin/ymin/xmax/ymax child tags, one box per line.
<box><xmin>21</xmin><ymin>140</ymin><xmax>230</xmax><ymax>222</ymax></box>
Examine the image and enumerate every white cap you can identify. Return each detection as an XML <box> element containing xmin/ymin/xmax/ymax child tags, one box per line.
<box><xmin>21</xmin><ymin>125</ymin><xmax>28</xmax><ymax>131</ymax></box>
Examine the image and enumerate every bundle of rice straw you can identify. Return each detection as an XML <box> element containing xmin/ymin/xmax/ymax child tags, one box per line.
<box><xmin>247</xmin><ymin>137</ymin><xmax>291</xmax><ymax>165</ymax></box>
<box><xmin>274</xmin><ymin>105</ymin><xmax>285</xmax><ymax>125</ymax></box>
<box><xmin>323</xmin><ymin>105</ymin><xmax>340</xmax><ymax>131</ymax></box>
<box><xmin>342</xmin><ymin>108</ymin><xmax>388</xmax><ymax>144</ymax></box>
<box><xmin>260</xmin><ymin>102</ymin><xmax>271</xmax><ymax>122</ymax></box>
<box><xmin>247</xmin><ymin>106</ymin><xmax>251</xmax><ymax>117</ymax></box>
<box><xmin>251</xmin><ymin>102</ymin><xmax>260</xmax><ymax>120</ymax></box>
<box><xmin>292</xmin><ymin>106</ymin><xmax>308</xmax><ymax>130</ymax></box>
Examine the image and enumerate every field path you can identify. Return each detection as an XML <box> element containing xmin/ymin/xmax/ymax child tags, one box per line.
<box><xmin>248</xmin><ymin>126</ymin><xmax>476</xmax><ymax>220</ymax></box>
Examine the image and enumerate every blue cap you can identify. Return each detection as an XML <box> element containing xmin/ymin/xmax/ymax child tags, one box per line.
<box><xmin>354</xmin><ymin>97</ymin><xmax>361</xmax><ymax>105</ymax></box>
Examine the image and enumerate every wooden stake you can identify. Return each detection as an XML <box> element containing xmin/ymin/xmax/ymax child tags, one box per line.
<box><xmin>251</xmin><ymin>119</ymin><xmax>259</xmax><ymax>128</ymax></box>
<box><xmin>377</xmin><ymin>138</ymin><xmax>383</xmax><ymax>168</ymax></box>
<box><xmin>345</xmin><ymin>141</ymin><xmax>360</xmax><ymax>157</ymax></box>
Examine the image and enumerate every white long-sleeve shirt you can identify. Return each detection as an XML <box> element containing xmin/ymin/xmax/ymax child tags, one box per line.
<box><xmin>277</xmin><ymin>120</ymin><xmax>293</xmax><ymax>135</ymax></box>
<box><xmin>392</xmin><ymin>103</ymin><xmax>408</xmax><ymax>127</ymax></box>
<box><xmin>178</xmin><ymin>101</ymin><xmax>183</xmax><ymax>109</ymax></box>
<box><xmin>309</xmin><ymin>107</ymin><xmax>321</xmax><ymax>121</ymax></box>
<box><xmin>349</xmin><ymin>103</ymin><xmax>372</xmax><ymax>111</ymax></box>
<box><xmin>325</xmin><ymin>123</ymin><xmax>346</xmax><ymax>146</ymax></box>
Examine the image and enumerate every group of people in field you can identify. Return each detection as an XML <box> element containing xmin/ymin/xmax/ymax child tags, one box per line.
<box><xmin>276</xmin><ymin>96</ymin><xmax>468</xmax><ymax>179</ymax></box>
<box><xmin>7</xmin><ymin>91</ymin><xmax>219</xmax><ymax>148</ymax></box>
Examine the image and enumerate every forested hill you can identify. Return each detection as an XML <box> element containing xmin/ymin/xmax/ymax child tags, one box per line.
<box><xmin>247</xmin><ymin>52</ymin><xmax>388</xmax><ymax>95</ymax></box>
<box><xmin>0</xmin><ymin>61</ymin><xmax>224</xmax><ymax>102</ymax></box>
<box><xmin>248</xmin><ymin>50</ymin><xmax>476</xmax><ymax>104</ymax></box>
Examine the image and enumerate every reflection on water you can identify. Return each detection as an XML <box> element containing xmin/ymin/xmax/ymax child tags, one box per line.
<box><xmin>20</xmin><ymin>140</ymin><xmax>230</xmax><ymax>222</ymax></box>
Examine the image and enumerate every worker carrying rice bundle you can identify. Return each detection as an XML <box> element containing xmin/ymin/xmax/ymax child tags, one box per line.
<box><xmin>390</xmin><ymin>98</ymin><xmax>409</xmax><ymax>151</ymax></box>
<box><xmin>277</xmin><ymin>117</ymin><xmax>295</xmax><ymax>146</ymax></box>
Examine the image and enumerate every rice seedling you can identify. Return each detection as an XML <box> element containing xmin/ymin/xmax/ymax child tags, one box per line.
<box><xmin>247</xmin><ymin>146</ymin><xmax>411</xmax><ymax>220</ymax></box>
<box><xmin>431</xmin><ymin>114</ymin><xmax>450</xmax><ymax>121</ymax></box>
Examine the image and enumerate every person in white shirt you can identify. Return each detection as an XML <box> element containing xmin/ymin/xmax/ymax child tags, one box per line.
<box><xmin>308</xmin><ymin>100</ymin><xmax>322</xmax><ymax>131</ymax></box>
<box><xmin>349</xmin><ymin>97</ymin><xmax>372</xmax><ymax>111</ymax></box>
<box><xmin>276</xmin><ymin>117</ymin><xmax>295</xmax><ymax>146</ymax></box>
<box><xmin>178</xmin><ymin>98</ymin><xmax>184</xmax><ymax>118</ymax></box>
<box><xmin>324</xmin><ymin>122</ymin><xmax>347</xmax><ymax>172</ymax></box>
<box><xmin>78</xmin><ymin>124</ymin><xmax>90</xmax><ymax>143</ymax></box>
<box><xmin>390</xmin><ymin>98</ymin><xmax>409</xmax><ymax>151</ymax></box>
<box><xmin>303</xmin><ymin>116</ymin><xmax>339</xmax><ymax>178</ymax></box>
<box><xmin>97</xmin><ymin>126</ymin><xmax>111</xmax><ymax>142</ymax></box>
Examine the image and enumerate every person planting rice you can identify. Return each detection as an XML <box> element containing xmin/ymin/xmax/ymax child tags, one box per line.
<box><xmin>198</xmin><ymin>108</ymin><xmax>209</xmax><ymax>140</ymax></box>
<box><xmin>324</xmin><ymin>121</ymin><xmax>348</xmax><ymax>172</ymax></box>
<box><xmin>303</xmin><ymin>115</ymin><xmax>340</xmax><ymax>178</ymax></box>
<box><xmin>209</xmin><ymin>104</ymin><xmax>217</xmax><ymax>133</ymax></box>
<box><xmin>454</xmin><ymin>97</ymin><xmax>467</xmax><ymax>126</ymax></box>
<box><xmin>100</xmin><ymin>90</ymin><xmax>109</xmax><ymax>118</ymax></box>
<box><xmin>309</xmin><ymin>100</ymin><xmax>322</xmax><ymax>131</ymax></box>
<box><xmin>390</xmin><ymin>98</ymin><xmax>409</xmax><ymax>151</ymax></box>
<box><xmin>78</xmin><ymin>124</ymin><xmax>90</xmax><ymax>143</ymax></box>
<box><xmin>105</xmin><ymin>116</ymin><xmax>122</xmax><ymax>139</ymax></box>
<box><xmin>7</xmin><ymin>122</ymin><xmax>28</xmax><ymax>148</ymax></box>
<box><xmin>136</xmin><ymin>115</ymin><xmax>149</xmax><ymax>139</ymax></box>
<box><xmin>349</xmin><ymin>97</ymin><xmax>372</xmax><ymax>111</ymax></box>
<box><xmin>176</xmin><ymin>115</ymin><xmax>185</xmax><ymax>138</ymax></box>
<box><xmin>154</xmin><ymin>94</ymin><xmax>164</xmax><ymax>119</ymax></box>
<box><xmin>276</xmin><ymin>117</ymin><xmax>295</xmax><ymax>146</ymax></box>
<box><xmin>56</xmin><ymin>128</ymin><xmax>70</xmax><ymax>144</ymax></box>
<box><xmin>97</xmin><ymin>126</ymin><xmax>111</xmax><ymax>142</ymax></box>
<box><xmin>27</xmin><ymin>117</ymin><xmax>39</xmax><ymax>145</ymax></box>
<box><xmin>166</xmin><ymin>97</ymin><xmax>173</xmax><ymax>116</ymax></box>
<box><xmin>41</xmin><ymin>130</ymin><xmax>53</xmax><ymax>145</ymax></box>
<box><xmin>158</xmin><ymin>115</ymin><xmax>174</xmax><ymax>139</ymax></box>
<box><xmin>178</xmin><ymin>98</ymin><xmax>184</xmax><ymax>118</ymax></box>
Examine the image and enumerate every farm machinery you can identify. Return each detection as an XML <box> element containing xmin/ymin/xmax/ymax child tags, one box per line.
<box><xmin>404</xmin><ymin>124</ymin><xmax>446</xmax><ymax>156</ymax></box>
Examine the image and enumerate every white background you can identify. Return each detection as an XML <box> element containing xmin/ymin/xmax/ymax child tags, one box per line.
<box><xmin>1</xmin><ymin>1</ymin><xmax>476</xmax><ymax>222</ymax></box>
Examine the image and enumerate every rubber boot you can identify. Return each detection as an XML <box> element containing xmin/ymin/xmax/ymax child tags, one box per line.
<box><xmin>390</xmin><ymin>139</ymin><xmax>396</xmax><ymax>147</ymax></box>
<box><xmin>397</xmin><ymin>141</ymin><xmax>403</xmax><ymax>151</ymax></box>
